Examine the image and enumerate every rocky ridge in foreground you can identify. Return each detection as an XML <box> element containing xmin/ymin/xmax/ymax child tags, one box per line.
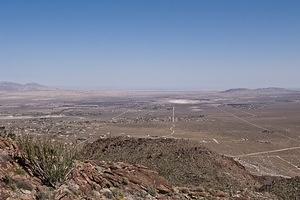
<box><xmin>0</xmin><ymin>136</ymin><xmax>296</xmax><ymax>199</ymax></box>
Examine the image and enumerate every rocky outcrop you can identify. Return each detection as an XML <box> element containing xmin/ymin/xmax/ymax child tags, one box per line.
<box><xmin>55</xmin><ymin>161</ymin><xmax>177</xmax><ymax>199</ymax></box>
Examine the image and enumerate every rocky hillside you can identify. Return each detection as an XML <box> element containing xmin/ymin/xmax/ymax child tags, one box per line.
<box><xmin>82</xmin><ymin>136</ymin><xmax>299</xmax><ymax>199</ymax></box>
<box><xmin>0</xmin><ymin>136</ymin><xmax>298</xmax><ymax>199</ymax></box>
<box><xmin>82</xmin><ymin>137</ymin><xmax>259</xmax><ymax>190</ymax></box>
<box><xmin>0</xmin><ymin>137</ymin><xmax>186</xmax><ymax>200</ymax></box>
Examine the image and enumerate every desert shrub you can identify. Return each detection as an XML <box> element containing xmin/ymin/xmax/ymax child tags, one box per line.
<box><xmin>2</xmin><ymin>175</ymin><xmax>16</xmax><ymax>191</ymax></box>
<box><xmin>14</xmin><ymin>179</ymin><xmax>34</xmax><ymax>191</ymax></box>
<box><xmin>146</xmin><ymin>186</ymin><xmax>157</xmax><ymax>197</ymax></box>
<box><xmin>36</xmin><ymin>190</ymin><xmax>52</xmax><ymax>200</ymax></box>
<box><xmin>15</xmin><ymin>166</ymin><xmax>26</xmax><ymax>176</ymax></box>
<box><xmin>17</xmin><ymin>135</ymin><xmax>77</xmax><ymax>187</ymax></box>
<box><xmin>111</xmin><ymin>188</ymin><xmax>125</xmax><ymax>199</ymax></box>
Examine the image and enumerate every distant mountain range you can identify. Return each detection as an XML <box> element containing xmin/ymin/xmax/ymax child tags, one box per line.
<box><xmin>222</xmin><ymin>87</ymin><xmax>296</xmax><ymax>94</ymax></box>
<box><xmin>0</xmin><ymin>81</ymin><xmax>53</xmax><ymax>91</ymax></box>
<box><xmin>0</xmin><ymin>82</ymin><xmax>297</xmax><ymax>94</ymax></box>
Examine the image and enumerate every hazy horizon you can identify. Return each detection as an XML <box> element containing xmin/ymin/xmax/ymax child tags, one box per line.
<box><xmin>1</xmin><ymin>1</ymin><xmax>300</xmax><ymax>90</ymax></box>
<box><xmin>2</xmin><ymin>80</ymin><xmax>300</xmax><ymax>92</ymax></box>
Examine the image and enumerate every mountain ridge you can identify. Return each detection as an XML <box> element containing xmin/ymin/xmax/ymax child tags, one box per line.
<box><xmin>222</xmin><ymin>87</ymin><xmax>296</xmax><ymax>94</ymax></box>
<box><xmin>0</xmin><ymin>81</ymin><xmax>52</xmax><ymax>91</ymax></box>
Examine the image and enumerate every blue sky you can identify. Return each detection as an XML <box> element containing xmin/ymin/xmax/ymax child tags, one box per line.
<box><xmin>1</xmin><ymin>0</ymin><xmax>299</xmax><ymax>90</ymax></box>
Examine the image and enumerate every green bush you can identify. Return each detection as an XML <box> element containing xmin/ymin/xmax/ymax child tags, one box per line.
<box><xmin>17</xmin><ymin>135</ymin><xmax>77</xmax><ymax>187</ymax></box>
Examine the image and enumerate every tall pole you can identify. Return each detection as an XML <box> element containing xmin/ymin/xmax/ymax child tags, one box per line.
<box><xmin>172</xmin><ymin>106</ymin><xmax>175</xmax><ymax>123</ymax></box>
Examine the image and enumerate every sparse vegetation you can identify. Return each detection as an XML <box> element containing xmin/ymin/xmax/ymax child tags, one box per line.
<box><xmin>82</xmin><ymin>137</ymin><xmax>258</xmax><ymax>190</ymax></box>
<box><xmin>16</xmin><ymin>135</ymin><xmax>77</xmax><ymax>187</ymax></box>
<box><xmin>14</xmin><ymin>166</ymin><xmax>26</xmax><ymax>176</ymax></box>
<box><xmin>14</xmin><ymin>179</ymin><xmax>34</xmax><ymax>191</ymax></box>
<box><xmin>147</xmin><ymin>186</ymin><xmax>157</xmax><ymax>197</ymax></box>
<box><xmin>2</xmin><ymin>175</ymin><xmax>16</xmax><ymax>191</ymax></box>
<box><xmin>111</xmin><ymin>188</ymin><xmax>125</xmax><ymax>199</ymax></box>
<box><xmin>260</xmin><ymin>177</ymin><xmax>300</xmax><ymax>200</ymax></box>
